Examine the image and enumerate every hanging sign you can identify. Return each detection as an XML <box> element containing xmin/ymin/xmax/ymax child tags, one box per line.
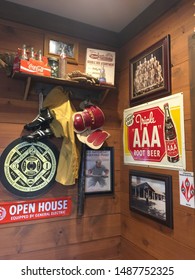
<box><xmin>123</xmin><ymin>92</ymin><xmax>186</xmax><ymax>170</ymax></box>
<box><xmin>179</xmin><ymin>171</ymin><xmax>195</xmax><ymax>208</ymax></box>
<box><xmin>0</xmin><ymin>196</ymin><xmax>72</xmax><ymax>224</ymax></box>
<box><xmin>0</xmin><ymin>138</ymin><xmax>59</xmax><ymax>198</ymax></box>
<box><xmin>85</xmin><ymin>48</ymin><xmax>116</xmax><ymax>85</ymax></box>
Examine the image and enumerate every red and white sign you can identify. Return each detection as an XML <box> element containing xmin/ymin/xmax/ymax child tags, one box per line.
<box><xmin>85</xmin><ymin>48</ymin><xmax>116</xmax><ymax>85</ymax></box>
<box><xmin>179</xmin><ymin>171</ymin><xmax>195</xmax><ymax>208</ymax></box>
<box><xmin>123</xmin><ymin>93</ymin><xmax>186</xmax><ymax>170</ymax></box>
<box><xmin>0</xmin><ymin>197</ymin><xmax>71</xmax><ymax>224</ymax></box>
<box><xmin>13</xmin><ymin>57</ymin><xmax>51</xmax><ymax>77</ymax></box>
<box><xmin>127</xmin><ymin>106</ymin><xmax>165</xmax><ymax>162</ymax></box>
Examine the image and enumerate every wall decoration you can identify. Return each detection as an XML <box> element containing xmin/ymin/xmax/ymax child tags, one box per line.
<box><xmin>84</xmin><ymin>147</ymin><xmax>114</xmax><ymax>195</ymax></box>
<box><xmin>129</xmin><ymin>170</ymin><xmax>173</xmax><ymax>228</ymax></box>
<box><xmin>123</xmin><ymin>92</ymin><xmax>186</xmax><ymax>170</ymax></box>
<box><xmin>0</xmin><ymin>197</ymin><xmax>72</xmax><ymax>224</ymax></box>
<box><xmin>179</xmin><ymin>170</ymin><xmax>195</xmax><ymax>208</ymax></box>
<box><xmin>0</xmin><ymin>138</ymin><xmax>59</xmax><ymax>198</ymax></box>
<box><xmin>85</xmin><ymin>48</ymin><xmax>116</xmax><ymax>85</ymax></box>
<box><xmin>44</xmin><ymin>33</ymin><xmax>78</xmax><ymax>64</ymax></box>
<box><xmin>129</xmin><ymin>35</ymin><xmax>171</xmax><ymax>106</ymax></box>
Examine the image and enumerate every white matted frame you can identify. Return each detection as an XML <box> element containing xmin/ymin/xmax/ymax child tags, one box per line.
<box><xmin>84</xmin><ymin>147</ymin><xmax>114</xmax><ymax>195</ymax></box>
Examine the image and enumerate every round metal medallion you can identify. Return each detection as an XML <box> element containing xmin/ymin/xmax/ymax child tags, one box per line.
<box><xmin>0</xmin><ymin>138</ymin><xmax>59</xmax><ymax>198</ymax></box>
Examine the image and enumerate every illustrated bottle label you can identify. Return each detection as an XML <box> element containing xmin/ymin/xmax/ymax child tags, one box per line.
<box><xmin>164</xmin><ymin>102</ymin><xmax>179</xmax><ymax>163</ymax></box>
<box><xmin>165</xmin><ymin>137</ymin><xmax>179</xmax><ymax>162</ymax></box>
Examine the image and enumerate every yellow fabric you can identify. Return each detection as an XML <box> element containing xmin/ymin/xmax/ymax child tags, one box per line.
<box><xmin>43</xmin><ymin>86</ymin><xmax>80</xmax><ymax>185</ymax></box>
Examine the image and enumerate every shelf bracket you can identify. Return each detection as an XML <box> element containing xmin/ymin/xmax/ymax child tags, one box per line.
<box><xmin>23</xmin><ymin>76</ymin><xmax>32</xmax><ymax>100</ymax></box>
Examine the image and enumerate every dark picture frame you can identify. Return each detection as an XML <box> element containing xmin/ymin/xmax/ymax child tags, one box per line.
<box><xmin>84</xmin><ymin>147</ymin><xmax>114</xmax><ymax>195</ymax></box>
<box><xmin>129</xmin><ymin>35</ymin><xmax>171</xmax><ymax>106</ymax></box>
<box><xmin>129</xmin><ymin>170</ymin><xmax>173</xmax><ymax>228</ymax></box>
<box><xmin>44</xmin><ymin>33</ymin><xmax>78</xmax><ymax>64</ymax></box>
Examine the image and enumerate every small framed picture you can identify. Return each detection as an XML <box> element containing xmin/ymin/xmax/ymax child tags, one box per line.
<box><xmin>44</xmin><ymin>33</ymin><xmax>78</xmax><ymax>64</ymax></box>
<box><xmin>129</xmin><ymin>170</ymin><xmax>173</xmax><ymax>228</ymax></box>
<box><xmin>129</xmin><ymin>35</ymin><xmax>171</xmax><ymax>106</ymax></box>
<box><xmin>84</xmin><ymin>147</ymin><xmax>114</xmax><ymax>195</ymax></box>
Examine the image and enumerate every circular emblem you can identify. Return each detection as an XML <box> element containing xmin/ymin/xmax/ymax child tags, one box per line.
<box><xmin>0</xmin><ymin>206</ymin><xmax>6</xmax><ymax>221</ymax></box>
<box><xmin>0</xmin><ymin>138</ymin><xmax>59</xmax><ymax>198</ymax></box>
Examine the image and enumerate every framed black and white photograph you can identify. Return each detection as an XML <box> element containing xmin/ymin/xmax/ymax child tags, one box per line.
<box><xmin>44</xmin><ymin>33</ymin><xmax>78</xmax><ymax>64</ymax></box>
<box><xmin>84</xmin><ymin>147</ymin><xmax>114</xmax><ymax>195</ymax></box>
<box><xmin>129</xmin><ymin>35</ymin><xmax>171</xmax><ymax>106</ymax></box>
<box><xmin>129</xmin><ymin>170</ymin><xmax>173</xmax><ymax>228</ymax></box>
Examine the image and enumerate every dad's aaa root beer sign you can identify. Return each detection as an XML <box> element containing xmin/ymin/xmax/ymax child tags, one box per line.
<box><xmin>123</xmin><ymin>93</ymin><xmax>186</xmax><ymax>170</ymax></box>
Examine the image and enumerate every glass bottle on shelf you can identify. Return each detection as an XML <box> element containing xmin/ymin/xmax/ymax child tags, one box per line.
<box><xmin>58</xmin><ymin>46</ymin><xmax>67</xmax><ymax>79</ymax></box>
<box><xmin>38</xmin><ymin>50</ymin><xmax>42</xmax><ymax>62</ymax></box>
<box><xmin>99</xmin><ymin>63</ymin><xmax>106</xmax><ymax>83</ymax></box>
<box><xmin>30</xmin><ymin>47</ymin><xmax>35</xmax><ymax>60</ymax></box>
<box><xmin>21</xmin><ymin>44</ymin><xmax>28</xmax><ymax>60</ymax></box>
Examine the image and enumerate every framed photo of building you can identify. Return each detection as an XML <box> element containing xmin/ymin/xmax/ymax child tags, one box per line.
<box><xmin>129</xmin><ymin>170</ymin><xmax>173</xmax><ymax>228</ymax></box>
<box><xmin>84</xmin><ymin>147</ymin><xmax>114</xmax><ymax>195</ymax></box>
<box><xmin>129</xmin><ymin>35</ymin><xmax>171</xmax><ymax>106</ymax></box>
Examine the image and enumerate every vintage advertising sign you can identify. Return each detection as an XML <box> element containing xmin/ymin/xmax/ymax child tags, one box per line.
<box><xmin>123</xmin><ymin>92</ymin><xmax>186</xmax><ymax>170</ymax></box>
<box><xmin>13</xmin><ymin>56</ymin><xmax>51</xmax><ymax>77</ymax></box>
<box><xmin>85</xmin><ymin>48</ymin><xmax>115</xmax><ymax>85</ymax></box>
<box><xmin>179</xmin><ymin>171</ymin><xmax>195</xmax><ymax>208</ymax></box>
<box><xmin>0</xmin><ymin>138</ymin><xmax>59</xmax><ymax>198</ymax></box>
<box><xmin>0</xmin><ymin>197</ymin><xmax>71</xmax><ymax>224</ymax></box>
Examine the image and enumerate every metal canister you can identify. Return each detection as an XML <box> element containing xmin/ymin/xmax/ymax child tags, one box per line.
<box><xmin>48</xmin><ymin>57</ymin><xmax>59</xmax><ymax>78</ymax></box>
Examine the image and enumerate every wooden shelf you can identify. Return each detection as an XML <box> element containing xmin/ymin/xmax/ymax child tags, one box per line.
<box><xmin>12</xmin><ymin>72</ymin><xmax>117</xmax><ymax>103</ymax></box>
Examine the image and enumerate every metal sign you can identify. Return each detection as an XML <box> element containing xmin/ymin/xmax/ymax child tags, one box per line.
<box><xmin>127</xmin><ymin>106</ymin><xmax>165</xmax><ymax>162</ymax></box>
<box><xmin>123</xmin><ymin>93</ymin><xmax>186</xmax><ymax>170</ymax></box>
<box><xmin>179</xmin><ymin>171</ymin><xmax>195</xmax><ymax>208</ymax></box>
<box><xmin>0</xmin><ymin>196</ymin><xmax>71</xmax><ymax>224</ymax></box>
<box><xmin>0</xmin><ymin>138</ymin><xmax>59</xmax><ymax>198</ymax></box>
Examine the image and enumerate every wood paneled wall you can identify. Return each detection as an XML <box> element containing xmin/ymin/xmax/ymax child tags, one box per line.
<box><xmin>119</xmin><ymin>0</ymin><xmax>195</xmax><ymax>259</ymax></box>
<box><xmin>0</xmin><ymin>0</ymin><xmax>194</xmax><ymax>260</ymax></box>
<box><xmin>0</xmin><ymin>19</ymin><xmax>121</xmax><ymax>260</ymax></box>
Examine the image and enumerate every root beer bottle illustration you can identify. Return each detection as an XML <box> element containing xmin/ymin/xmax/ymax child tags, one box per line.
<box><xmin>164</xmin><ymin>103</ymin><xmax>179</xmax><ymax>163</ymax></box>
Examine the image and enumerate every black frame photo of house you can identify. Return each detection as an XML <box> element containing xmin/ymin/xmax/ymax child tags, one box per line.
<box><xmin>129</xmin><ymin>170</ymin><xmax>173</xmax><ymax>228</ymax></box>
